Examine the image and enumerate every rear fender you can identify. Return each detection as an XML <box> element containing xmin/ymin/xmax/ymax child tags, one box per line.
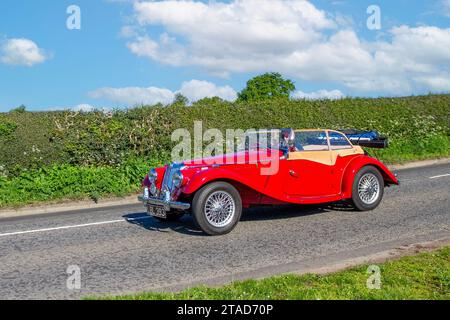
<box><xmin>341</xmin><ymin>156</ymin><xmax>398</xmax><ymax>199</ymax></box>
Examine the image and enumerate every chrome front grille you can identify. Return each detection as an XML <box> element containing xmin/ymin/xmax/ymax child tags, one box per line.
<box><xmin>159</xmin><ymin>163</ymin><xmax>184</xmax><ymax>200</ymax></box>
<box><xmin>161</xmin><ymin>166</ymin><xmax>172</xmax><ymax>193</ymax></box>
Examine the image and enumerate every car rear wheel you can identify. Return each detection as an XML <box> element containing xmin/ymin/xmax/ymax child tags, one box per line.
<box><xmin>351</xmin><ymin>166</ymin><xmax>384</xmax><ymax>211</ymax></box>
<box><xmin>192</xmin><ymin>181</ymin><xmax>242</xmax><ymax>236</ymax></box>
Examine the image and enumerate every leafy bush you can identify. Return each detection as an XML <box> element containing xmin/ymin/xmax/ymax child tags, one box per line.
<box><xmin>9</xmin><ymin>105</ymin><xmax>27</xmax><ymax>113</ymax></box>
<box><xmin>1</xmin><ymin>94</ymin><xmax>449</xmax><ymax>176</ymax></box>
<box><xmin>0</xmin><ymin>158</ymin><xmax>163</xmax><ymax>207</ymax></box>
<box><xmin>0</xmin><ymin>94</ymin><xmax>449</xmax><ymax>207</ymax></box>
<box><xmin>0</xmin><ymin>116</ymin><xmax>17</xmax><ymax>137</ymax></box>
<box><xmin>0</xmin><ymin>111</ymin><xmax>64</xmax><ymax>176</ymax></box>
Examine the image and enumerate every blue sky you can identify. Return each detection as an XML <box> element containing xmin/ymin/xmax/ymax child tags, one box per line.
<box><xmin>0</xmin><ymin>0</ymin><xmax>449</xmax><ymax>111</ymax></box>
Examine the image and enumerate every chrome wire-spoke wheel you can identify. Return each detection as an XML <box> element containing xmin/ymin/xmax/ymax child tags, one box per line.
<box><xmin>193</xmin><ymin>181</ymin><xmax>242</xmax><ymax>235</ymax></box>
<box><xmin>357</xmin><ymin>173</ymin><xmax>380</xmax><ymax>205</ymax></box>
<box><xmin>204</xmin><ymin>191</ymin><xmax>236</xmax><ymax>228</ymax></box>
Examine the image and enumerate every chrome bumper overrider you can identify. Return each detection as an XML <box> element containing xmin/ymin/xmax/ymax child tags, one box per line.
<box><xmin>138</xmin><ymin>195</ymin><xmax>191</xmax><ymax>211</ymax></box>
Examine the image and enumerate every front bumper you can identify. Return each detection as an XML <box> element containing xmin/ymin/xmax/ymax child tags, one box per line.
<box><xmin>137</xmin><ymin>195</ymin><xmax>191</xmax><ymax>212</ymax></box>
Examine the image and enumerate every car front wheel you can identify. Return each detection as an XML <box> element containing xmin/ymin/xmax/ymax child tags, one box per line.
<box><xmin>351</xmin><ymin>166</ymin><xmax>384</xmax><ymax>211</ymax></box>
<box><xmin>192</xmin><ymin>181</ymin><xmax>242</xmax><ymax>236</ymax></box>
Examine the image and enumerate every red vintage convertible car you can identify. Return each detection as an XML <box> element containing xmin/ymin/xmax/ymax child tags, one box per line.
<box><xmin>139</xmin><ymin>129</ymin><xmax>399</xmax><ymax>235</ymax></box>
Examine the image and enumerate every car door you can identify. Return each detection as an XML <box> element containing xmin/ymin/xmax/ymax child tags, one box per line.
<box><xmin>328</xmin><ymin>130</ymin><xmax>364</xmax><ymax>194</ymax></box>
<box><xmin>283</xmin><ymin>130</ymin><xmax>334</xmax><ymax>197</ymax></box>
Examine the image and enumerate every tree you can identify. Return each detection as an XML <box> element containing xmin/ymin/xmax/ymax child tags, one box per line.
<box><xmin>172</xmin><ymin>93</ymin><xmax>189</xmax><ymax>106</ymax></box>
<box><xmin>194</xmin><ymin>96</ymin><xmax>226</xmax><ymax>105</ymax></box>
<box><xmin>10</xmin><ymin>105</ymin><xmax>27</xmax><ymax>113</ymax></box>
<box><xmin>237</xmin><ymin>73</ymin><xmax>295</xmax><ymax>102</ymax></box>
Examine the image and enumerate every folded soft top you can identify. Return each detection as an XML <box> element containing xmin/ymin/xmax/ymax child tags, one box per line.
<box><xmin>340</xmin><ymin>129</ymin><xmax>389</xmax><ymax>149</ymax></box>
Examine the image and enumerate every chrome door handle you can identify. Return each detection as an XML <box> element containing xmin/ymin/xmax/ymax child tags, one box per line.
<box><xmin>289</xmin><ymin>170</ymin><xmax>299</xmax><ymax>178</ymax></box>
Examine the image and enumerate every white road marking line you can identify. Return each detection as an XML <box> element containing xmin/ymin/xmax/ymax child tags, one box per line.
<box><xmin>0</xmin><ymin>216</ymin><xmax>152</xmax><ymax>238</ymax></box>
<box><xmin>429</xmin><ymin>173</ymin><xmax>450</xmax><ymax>179</ymax></box>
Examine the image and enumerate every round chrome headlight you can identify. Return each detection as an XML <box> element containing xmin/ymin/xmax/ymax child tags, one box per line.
<box><xmin>149</xmin><ymin>168</ymin><xmax>158</xmax><ymax>184</ymax></box>
<box><xmin>172</xmin><ymin>170</ymin><xmax>184</xmax><ymax>188</ymax></box>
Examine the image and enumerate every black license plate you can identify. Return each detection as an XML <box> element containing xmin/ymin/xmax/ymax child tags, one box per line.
<box><xmin>147</xmin><ymin>205</ymin><xmax>167</xmax><ymax>218</ymax></box>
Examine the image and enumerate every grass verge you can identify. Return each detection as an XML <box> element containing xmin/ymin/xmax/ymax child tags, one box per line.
<box><xmin>97</xmin><ymin>247</ymin><xmax>450</xmax><ymax>300</ymax></box>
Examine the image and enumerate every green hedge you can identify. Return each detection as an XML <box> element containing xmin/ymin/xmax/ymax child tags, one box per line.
<box><xmin>1</xmin><ymin>94</ymin><xmax>450</xmax><ymax>176</ymax></box>
<box><xmin>0</xmin><ymin>158</ymin><xmax>163</xmax><ymax>207</ymax></box>
<box><xmin>0</xmin><ymin>94</ymin><xmax>449</xmax><ymax>207</ymax></box>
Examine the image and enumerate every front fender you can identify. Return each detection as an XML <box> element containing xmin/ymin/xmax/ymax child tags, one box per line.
<box><xmin>341</xmin><ymin>156</ymin><xmax>399</xmax><ymax>199</ymax></box>
<box><xmin>181</xmin><ymin>166</ymin><xmax>266</xmax><ymax>196</ymax></box>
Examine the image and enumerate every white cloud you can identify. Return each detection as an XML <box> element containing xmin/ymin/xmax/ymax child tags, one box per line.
<box><xmin>73</xmin><ymin>104</ymin><xmax>95</xmax><ymax>112</ymax></box>
<box><xmin>124</xmin><ymin>0</ymin><xmax>450</xmax><ymax>95</ymax></box>
<box><xmin>413</xmin><ymin>75</ymin><xmax>450</xmax><ymax>92</ymax></box>
<box><xmin>89</xmin><ymin>86</ymin><xmax>175</xmax><ymax>105</ymax></box>
<box><xmin>179</xmin><ymin>80</ymin><xmax>237</xmax><ymax>102</ymax></box>
<box><xmin>129</xmin><ymin>0</ymin><xmax>335</xmax><ymax>75</ymax></box>
<box><xmin>127</xmin><ymin>34</ymin><xmax>186</xmax><ymax>66</ymax></box>
<box><xmin>89</xmin><ymin>80</ymin><xmax>237</xmax><ymax>105</ymax></box>
<box><xmin>119</xmin><ymin>26</ymin><xmax>138</xmax><ymax>38</ymax></box>
<box><xmin>293</xmin><ymin>89</ymin><xmax>345</xmax><ymax>100</ymax></box>
<box><xmin>443</xmin><ymin>0</ymin><xmax>450</xmax><ymax>17</ymax></box>
<box><xmin>0</xmin><ymin>38</ymin><xmax>48</xmax><ymax>66</ymax></box>
<box><xmin>46</xmin><ymin>104</ymin><xmax>112</xmax><ymax>113</ymax></box>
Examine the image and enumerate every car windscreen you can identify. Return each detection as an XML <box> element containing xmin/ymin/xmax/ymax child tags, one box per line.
<box><xmin>243</xmin><ymin>130</ymin><xmax>282</xmax><ymax>151</ymax></box>
<box><xmin>294</xmin><ymin>131</ymin><xmax>329</xmax><ymax>151</ymax></box>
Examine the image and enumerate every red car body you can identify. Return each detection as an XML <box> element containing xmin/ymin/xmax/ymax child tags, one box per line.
<box><xmin>139</xmin><ymin>129</ymin><xmax>399</xmax><ymax>235</ymax></box>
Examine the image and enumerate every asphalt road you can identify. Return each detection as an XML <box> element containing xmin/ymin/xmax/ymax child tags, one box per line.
<box><xmin>0</xmin><ymin>164</ymin><xmax>449</xmax><ymax>299</ymax></box>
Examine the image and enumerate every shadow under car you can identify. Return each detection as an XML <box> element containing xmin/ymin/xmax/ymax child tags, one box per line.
<box><xmin>123</xmin><ymin>201</ymin><xmax>353</xmax><ymax>235</ymax></box>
